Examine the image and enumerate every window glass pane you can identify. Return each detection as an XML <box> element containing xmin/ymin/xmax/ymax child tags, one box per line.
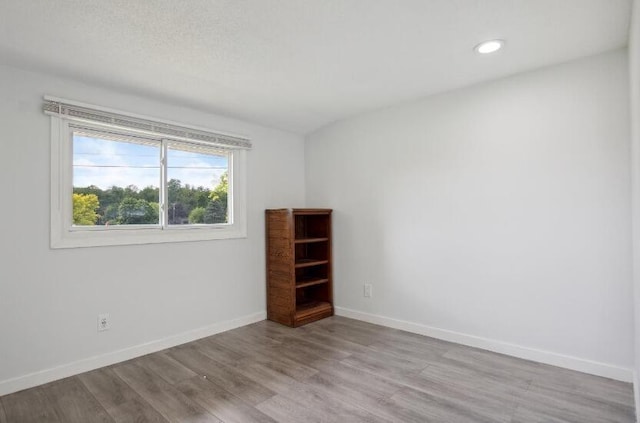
<box><xmin>72</xmin><ymin>133</ymin><xmax>161</xmax><ymax>226</ymax></box>
<box><xmin>166</xmin><ymin>143</ymin><xmax>229</xmax><ymax>225</ymax></box>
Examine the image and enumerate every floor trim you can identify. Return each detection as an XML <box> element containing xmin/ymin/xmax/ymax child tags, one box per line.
<box><xmin>0</xmin><ymin>311</ymin><xmax>266</xmax><ymax>397</ymax></box>
<box><xmin>335</xmin><ymin>306</ymin><xmax>633</xmax><ymax>383</ymax></box>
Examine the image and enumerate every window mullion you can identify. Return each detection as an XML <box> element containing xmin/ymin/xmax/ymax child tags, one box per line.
<box><xmin>160</xmin><ymin>140</ymin><xmax>168</xmax><ymax>228</ymax></box>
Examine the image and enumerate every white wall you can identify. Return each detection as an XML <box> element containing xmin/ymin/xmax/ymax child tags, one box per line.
<box><xmin>629</xmin><ymin>0</ymin><xmax>640</xmax><ymax>417</ymax></box>
<box><xmin>306</xmin><ymin>49</ymin><xmax>634</xmax><ymax>379</ymax></box>
<box><xmin>0</xmin><ymin>64</ymin><xmax>305</xmax><ymax>395</ymax></box>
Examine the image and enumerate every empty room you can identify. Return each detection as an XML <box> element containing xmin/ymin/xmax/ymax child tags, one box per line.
<box><xmin>1</xmin><ymin>0</ymin><xmax>640</xmax><ymax>422</ymax></box>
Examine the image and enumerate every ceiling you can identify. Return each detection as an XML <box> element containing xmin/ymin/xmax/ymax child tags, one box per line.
<box><xmin>0</xmin><ymin>0</ymin><xmax>633</xmax><ymax>134</ymax></box>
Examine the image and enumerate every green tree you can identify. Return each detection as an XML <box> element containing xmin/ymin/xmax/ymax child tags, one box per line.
<box><xmin>204</xmin><ymin>200</ymin><xmax>225</xmax><ymax>223</ymax></box>
<box><xmin>103</xmin><ymin>204</ymin><xmax>119</xmax><ymax>225</ymax></box>
<box><xmin>150</xmin><ymin>202</ymin><xmax>160</xmax><ymax>222</ymax></box>
<box><xmin>117</xmin><ymin>197</ymin><xmax>158</xmax><ymax>224</ymax></box>
<box><xmin>103</xmin><ymin>186</ymin><xmax>125</xmax><ymax>212</ymax></box>
<box><xmin>209</xmin><ymin>172</ymin><xmax>228</xmax><ymax>204</ymax></box>
<box><xmin>74</xmin><ymin>185</ymin><xmax>102</xmax><ymax>198</ymax></box>
<box><xmin>124</xmin><ymin>184</ymin><xmax>139</xmax><ymax>198</ymax></box>
<box><xmin>72</xmin><ymin>193</ymin><xmax>100</xmax><ymax>225</ymax></box>
<box><xmin>188</xmin><ymin>206</ymin><xmax>206</xmax><ymax>224</ymax></box>
<box><xmin>206</xmin><ymin>172</ymin><xmax>228</xmax><ymax>223</ymax></box>
<box><xmin>139</xmin><ymin>186</ymin><xmax>159</xmax><ymax>203</ymax></box>
<box><xmin>168</xmin><ymin>179</ymin><xmax>182</xmax><ymax>202</ymax></box>
<box><xmin>72</xmin><ymin>177</ymin><xmax>216</xmax><ymax>226</ymax></box>
<box><xmin>194</xmin><ymin>187</ymin><xmax>210</xmax><ymax>208</ymax></box>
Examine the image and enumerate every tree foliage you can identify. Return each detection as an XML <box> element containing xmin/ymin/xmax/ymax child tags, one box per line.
<box><xmin>188</xmin><ymin>206</ymin><xmax>206</xmax><ymax>224</ymax></box>
<box><xmin>73</xmin><ymin>172</ymin><xmax>229</xmax><ymax>226</ymax></box>
<box><xmin>117</xmin><ymin>198</ymin><xmax>159</xmax><ymax>224</ymax></box>
<box><xmin>72</xmin><ymin>193</ymin><xmax>100</xmax><ymax>225</ymax></box>
<box><xmin>207</xmin><ymin>172</ymin><xmax>228</xmax><ymax>224</ymax></box>
<box><xmin>204</xmin><ymin>199</ymin><xmax>226</xmax><ymax>224</ymax></box>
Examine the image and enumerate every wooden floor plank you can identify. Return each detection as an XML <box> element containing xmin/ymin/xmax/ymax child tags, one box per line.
<box><xmin>255</xmin><ymin>382</ymin><xmax>393</xmax><ymax>423</ymax></box>
<box><xmin>209</xmin><ymin>329</ymin><xmax>286</xmax><ymax>363</ymax></box>
<box><xmin>199</xmin><ymin>336</ymin><xmax>319</xmax><ymax>383</ymax></box>
<box><xmin>135</xmin><ymin>352</ymin><xmax>198</xmax><ymax>385</ymax></box>
<box><xmin>230</xmin><ymin>359</ymin><xmax>309</xmax><ymax>395</ymax></box>
<box><xmin>42</xmin><ymin>377</ymin><xmax>114</xmax><ymax>423</ymax></box>
<box><xmin>510</xmin><ymin>405</ymin><xmax>576</xmax><ymax>423</ymax></box>
<box><xmin>390</xmin><ymin>386</ymin><xmax>512</xmax><ymax>423</ymax></box>
<box><xmin>398</xmin><ymin>368</ymin><xmax>528</xmax><ymax>418</ymax></box>
<box><xmin>339</xmin><ymin>347</ymin><xmax>431</xmax><ymax>380</ymax></box>
<box><xmin>176</xmin><ymin>375</ymin><xmax>277</xmax><ymax>423</ymax></box>
<box><xmin>106</xmin><ymin>397</ymin><xmax>169</xmax><ymax>423</ymax></box>
<box><xmin>242</xmin><ymin>320</ymin><xmax>299</xmax><ymax>342</ymax></box>
<box><xmin>419</xmin><ymin>358</ymin><xmax>531</xmax><ymax>398</ymax></box>
<box><xmin>309</xmin><ymin>318</ymin><xmax>385</xmax><ymax>346</ymax></box>
<box><xmin>302</xmin><ymin>359</ymin><xmax>406</xmax><ymax>421</ymax></box>
<box><xmin>513</xmin><ymin>381</ymin><xmax>636</xmax><ymax>423</ymax></box>
<box><xmin>1</xmin><ymin>386</ymin><xmax>62</xmax><ymax>423</ymax></box>
<box><xmin>239</xmin><ymin>351</ymin><xmax>319</xmax><ymax>383</ymax></box>
<box><xmin>0</xmin><ymin>316</ymin><xmax>635</xmax><ymax>422</ymax></box>
<box><xmin>442</xmin><ymin>344</ymin><xmax>543</xmax><ymax>381</ymax></box>
<box><xmin>247</xmin><ymin>319</ymin><xmax>361</xmax><ymax>364</ymax></box>
<box><xmin>530</xmin><ymin>363</ymin><xmax>636</xmax><ymax>408</ymax></box>
<box><xmin>79</xmin><ymin>367</ymin><xmax>141</xmax><ymax>410</ymax></box>
<box><xmin>308</xmin><ymin>357</ymin><xmax>403</xmax><ymax>399</ymax></box>
<box><xmin>167</xmin><ymin>345</ymin><xmax>276</xmax><ymax>406</ymax></box>
<box><xmin>191</xmin><ymin>337</ymin><xmax>251</xmax><ymax>367</ymax></box>
<box><xmin>294</xmin><ymin>324</ymin><xmax>372</xmax><ymax>355</ymax></box>
<box><xmin>113</xmin><ymin>361</ymin><xmax>221</xmax><ymax>422</ymax></box>
<box><xmin>274</xmin><ymin>335</ymin><xmax>352</xmax><ymax>362</ymax></box>
<box><xmin>216</xmin><ymin>327</ymin><xmax>282</xmax><ymax>350</ymax></box>
<box><xmin>0</xmin><ymin>399</ymin><xmax>6</xmax><ymax>423</ymax></box>
<box><xmin>78</xmin><ymin>366</ymin><xmax>169</xmax><ymax>423</ymax></box>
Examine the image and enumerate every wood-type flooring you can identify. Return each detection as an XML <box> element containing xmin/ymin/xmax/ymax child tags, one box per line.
<box><xmin>0</xmin><ymin>316</ymin><xmax>634</xmax><ymax>422</ymax></box>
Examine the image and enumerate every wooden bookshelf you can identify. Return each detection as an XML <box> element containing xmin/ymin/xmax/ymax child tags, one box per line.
<box><xmin>266</xmin><ymin>208</ymin><xmax>333</xmax><ymax>327</ymax></box>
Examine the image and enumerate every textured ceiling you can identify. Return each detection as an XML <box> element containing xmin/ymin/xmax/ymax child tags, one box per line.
<box><xmin>0</xmin><ymin>0</ymin><xmax>633</xmax><ymax>134</ymax></box>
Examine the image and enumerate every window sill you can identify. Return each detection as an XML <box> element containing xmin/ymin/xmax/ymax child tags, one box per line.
<box><xmin>51</xmin><ymin>225</ymin><xmax>247</xmax><ymax>249</ymax></box>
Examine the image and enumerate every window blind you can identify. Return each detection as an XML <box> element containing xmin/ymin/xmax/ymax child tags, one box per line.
<box><xmin>43</xmin><ymin>97</ymin><xmax>252</xmax><ymax>150</ymax></box>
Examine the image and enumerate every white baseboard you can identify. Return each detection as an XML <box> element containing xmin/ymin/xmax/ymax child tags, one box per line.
<box><xmin>335</xmin><ymin>306</ymin><xmax>633</xmax><ymax>383</ymax></box>
<box><xmin>0</xmin><ymin>311</ymin><xmax>266</xmax><ymax>397</ymax></box>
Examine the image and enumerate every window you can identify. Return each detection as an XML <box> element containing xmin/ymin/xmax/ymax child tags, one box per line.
<box><xmin>47</xmin><ymin>97</ymin><xmax>249</xmax><ymax>248</ymax></box>
<box><xmin>71</xmin><ymin>130</ymin><xmax>230</xmax><ymax>227</ymax></box>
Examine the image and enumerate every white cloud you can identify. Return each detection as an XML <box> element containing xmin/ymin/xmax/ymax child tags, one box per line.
<box><xmin>73</xmin><ymin>135</ymin><xmax>227</xmax><ymax>190</ymax></box>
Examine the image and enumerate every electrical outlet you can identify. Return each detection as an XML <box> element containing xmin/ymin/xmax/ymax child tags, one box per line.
<box><xmin>364</xmin><ymin>283</ymin><xmax>372</xmax><ymax>298</ymax></box>
<box><xmin>98</xmin><ymin>313</ymin><xmax>111</xmax><ymax>332</ymax></box>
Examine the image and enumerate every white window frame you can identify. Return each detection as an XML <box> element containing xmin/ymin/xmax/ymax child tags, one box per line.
<box><xmin>48</xmin><ymin>97</ymin><xmax>248</xmax><ymax>249</ymax></box>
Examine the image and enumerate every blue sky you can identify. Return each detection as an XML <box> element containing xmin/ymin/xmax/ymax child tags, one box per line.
<box><xmin>73</xmin><ymin>135</ymin><xmax>228</xmax><ymax>191</ymax></box>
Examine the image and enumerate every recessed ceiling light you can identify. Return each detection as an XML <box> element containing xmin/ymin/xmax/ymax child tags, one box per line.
<box><xmin>475</xmin><ymin>39</ymin><xmax>504</xmax><ymax>54</ymax></box>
